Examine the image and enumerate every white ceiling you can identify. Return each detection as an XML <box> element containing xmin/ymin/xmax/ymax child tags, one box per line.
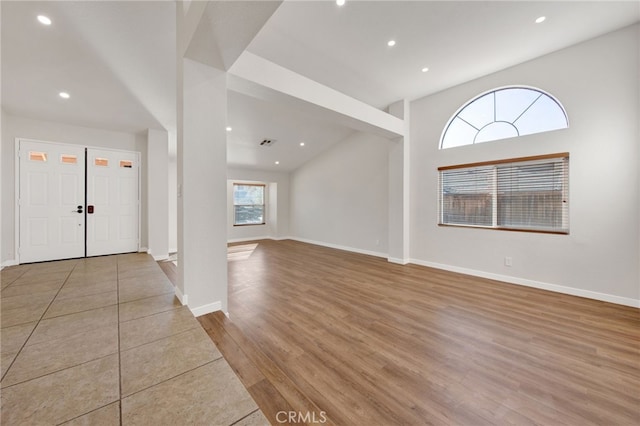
<box><xmin>2</xmin><ymin>1</ymin><xmax>638</xmax><ymax>172</ymax></box>
<box><xmin>227</xmin><ymin>90</ymin><xmax>355</xmax><ymax>170</ymax></box>
<box><xmin>249</xmin><ymin>1</ymin><xmax>640</xmax><ymax>109</ymax></box>
<box><xmin>1</xmin><ymin>1</ymin><xmax>176</xmax><ymax>134</ymax></box>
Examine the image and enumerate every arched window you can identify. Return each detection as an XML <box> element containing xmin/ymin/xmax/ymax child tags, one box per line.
<box><xmin>440</xmin><ymin>86</ymin><xmax>568</xmax><ymax>149</ymax></box>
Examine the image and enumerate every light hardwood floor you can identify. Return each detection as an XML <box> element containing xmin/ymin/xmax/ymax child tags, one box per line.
<box><xmin>198</xmin><ymin>239</ymin><xmax>639</xmax><ymax>425</ymax></box>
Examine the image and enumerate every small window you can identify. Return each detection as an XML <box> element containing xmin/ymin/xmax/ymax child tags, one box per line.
<box><xmin>233</xmin><ymin>184</ymin><xmax>265</xmax><ymax>226</ymax></box>
<box><xmin>120</xmin><ymin>160</ymin><xmax>133</xmax><ymax>168</ymax></box>
<box><xmin>95</xmin><ymin>158</ymin><xmax>109</xmax><ymax>167</ymax></box>
<box><xmin>61</xmin><ymin>154</ymin><xmax>77</xmax><ymax>164</ymax></box>
<box><xmin>441</xmin><ymin>86</ymin><xmax>568</xmax><ymax>149</ymax></box>
<box><xmin>438</xmin><ymin>153</ymin><xmax>569</xmax><ymax>234</ymax></box>
<box><xmin>29</xmin><ymin>151</ymin><xmax>47</xmax><ymax>162</ymax></box>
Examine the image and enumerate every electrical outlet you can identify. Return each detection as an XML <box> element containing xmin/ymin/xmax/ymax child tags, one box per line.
<box><xmin>504</xmin><ymin>256</ymin><xmax>513</xmax><ymax>267</ymax></box>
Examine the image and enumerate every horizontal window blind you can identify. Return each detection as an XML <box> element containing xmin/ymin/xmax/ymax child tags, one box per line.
<box><xmin>233</xmin><ymin>183</ymin><xmax>266</xmax><ymax>226</ymax></box>
<box><xmin>438</xmin><ymin>153</ymin><xmax>569</xmax><ymax>234</ymax></box>
<box><xmin>440</xmin><ymin>165</ymin><xmax>494</xmax><ymax>227</ymax></box>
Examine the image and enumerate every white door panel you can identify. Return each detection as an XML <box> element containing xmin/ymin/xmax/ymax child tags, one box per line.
<box><xmin>86</xmin><ymin>149</ymin><xmax>139</xmax><ymax>256</ymax></box>
<box><xmin>18</xmin><ymin>141</ymin><xmax>140</xmax><ymax>263</ymax></box>
<box><xmin>19</xmin><ymin>141</ymin><xmax>86</xmax><ymax>263</ymax></box>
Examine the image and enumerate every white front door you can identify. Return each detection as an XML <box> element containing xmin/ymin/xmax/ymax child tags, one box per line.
<box><xmin>86</xmin><ymin>148</ymin><xmax>139</xmax><ymax>257</ymax></box>
<box><xmin>18</xmin><ymin>141</ymin><xmax>86</xmax><ymax>263</ymax></box>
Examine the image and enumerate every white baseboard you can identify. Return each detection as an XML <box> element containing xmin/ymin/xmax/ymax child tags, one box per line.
<box><xmin>227</xmin><ymin>236</ymin><xmax>296</xmax><ymax>243</ymax></box>
<box><xmin>388</xmin><ymin>257</ymin><xmax>410</xmax><ymax>265</ymax></box>
<box><xmin>190</xmin><ymin>301</ymin><xmax>222</xmax><ymax>317</ymax></box>
<box><xmin>1</xmin><ymin>259</ymin><xmax>18</xmax><ymax>268</ymax></box>
<box><xmin>227</xmin><ymin>236</ymin><xmax>271</xmax><ymax>243</ymax></box>
<box><xmin>174</xmin><ymin>287</ymin><xmax>188</xmax><ymax>306</ymax></box>
<box><xmin>289</xmin><ymin>237</ymin><xmax>387</xmax><ymax>259</ymax></box>
<box><xmin>139</xmin><ymin>247</ymin><xmax>148</xmax><ymax>253</ymax></box>
<box><xmin>411</xmin><ymin>258</ymin><xmax>640</xmax><ymax>308</ymax></box>
<box><xmin>152</xmin><ymin>254</ymin><xmax>169</xmax><ymax>261</ymax></box>
<box><xmin>169</xmin><ymin>247</ymin><xmax>177</xmax><ymax>254</ymax></box>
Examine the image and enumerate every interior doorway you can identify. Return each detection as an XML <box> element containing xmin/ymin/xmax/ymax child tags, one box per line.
<box><xmin>17</xmin><ymin>139</ymin><xmax>140</xmax><ymax>263</ymax></box>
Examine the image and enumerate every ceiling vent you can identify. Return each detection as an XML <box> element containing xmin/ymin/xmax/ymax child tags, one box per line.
<box><xmin>260</xmin><ymin>139</ymin><xmax>276</xmax><ymax>147</ymax></box>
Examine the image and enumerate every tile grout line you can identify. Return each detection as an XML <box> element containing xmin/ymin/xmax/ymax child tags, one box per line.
<box><xmin>120</xmin><ymin>357</ymin><xmax>225</xmax><ymax>400</ymax></box>
<box><xmin>119</xmin><ymin>320</ymin><xmax>201</xmax><ymax>352</ymax></box>
<box><xmin>1</xmin><ymin>267</ymin><xmax>30</xmax><ymax>290</ymax></box>
<box><xmin>0</xmin><ymin>262</ymin><xmax>78</xmax><ymax>383</ymax></box>
<box><xmin>117</xmin><ymin>289</ymin><xmax>175</xmax><ymax>305</ymax></box>
<box><xmin>39</xmin><ymin>300</ymin><xmax>119</xmax><ymax>322</ymax></box>
<box><xmin>118</xmin><ymin>302</ymin><xmax>182</xmax><ymax>324</ymax></box>
<box><xmin>116</xmin><ymin>257</ymin><xmax>124</xmax><ymax>426</ymax></box>
<box><xmin>0</xmin><ymin>351</ymin><xmax>118</xmax><ymax>391</ymax></box>
<box><xmin>119</xmin><ymin>328</ymin><xmax>224</xmax><ymax>398</ymax></box>
<box><xmin>54</xmin><ymin>401</ymin><xmax>117</xmax><ymax>426</ymax></box>
<box><xmin>228</xmin><ymin>408</ymin><xmax>261</xmax><ymax>426</ymax></box>
<box><xmin>54</xmin><ymin>285</ymin><xmax>117</xmax><ymax>300</ymax></box>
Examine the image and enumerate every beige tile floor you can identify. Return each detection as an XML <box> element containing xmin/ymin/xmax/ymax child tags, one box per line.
<box><xmin>1</xmin><ymin>253</ymin><xmax>268</xmax><ymax>425</ymax></box>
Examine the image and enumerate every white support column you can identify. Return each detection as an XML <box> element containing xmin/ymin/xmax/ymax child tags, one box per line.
<box><xmin>147</xmin><ymin>128</ymin><xmax>169</xmax><ymax>261</ymax></box>
<box><xmin>177</xmin><ymin>57</ymin><xmax>228</xmax><ymax>315</ymax></box>
<box><xmin>388</xmin><ymin>100</ymin><xmax>410</xmax><ymax>264</ymax></box>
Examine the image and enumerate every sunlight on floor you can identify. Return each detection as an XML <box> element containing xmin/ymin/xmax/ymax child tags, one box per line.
<box><xmin>227</xmin><ymin>243</ymin><xmax>258</xmax><ymax>261</ymax></box>
<box><xmin>165</xmin><ymin>244</ymin><xmax>258</xmax><ymax>265</ymax></box>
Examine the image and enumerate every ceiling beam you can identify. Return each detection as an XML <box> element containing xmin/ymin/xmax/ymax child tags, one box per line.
<box><xmin>228</xmin><ymin>52</ymin><xmax>405</xmax><ymax>139</ymax></box>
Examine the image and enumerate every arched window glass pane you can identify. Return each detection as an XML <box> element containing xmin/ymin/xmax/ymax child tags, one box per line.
<box><xmin>475</xmin><ymin>122</ymin><xmax>518</xmax><ymax>144</ymax></box>
<box><xmin>440</xmin><ymin>86</ymin><xmax>568</xmax><ymax>149</ymax></box>
<box><xmin>457</xmin><ymin>92</ymin><xmax>494</xmax><ymax>129</ymax></box>
<box><xmin>515</xmin><ymin>94</ymin><xmax>568</xmax><ymax>136</ymax></box>
<box><xmin>442</xmin><ymin>118</ymin><xmax>477</xmax><ymax>149</ymax></box>
<box><xmin>495</xmin><ymin>88</ymin><xmax>540</xmax><ymax>122</ymax></box>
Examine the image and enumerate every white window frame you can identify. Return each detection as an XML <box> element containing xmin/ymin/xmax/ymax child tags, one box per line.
<box><xmin>438</xmin><ymin>153</ymin><xmax>569</xmax><ymax>234</ymax></box>
<box><xmin>440</xmin><ymin>86</ymin><xmax>569</xmax><ymax>149</ymax></box>
<box><xmin>232</xmin><ymin>183</ymin><xmax>266</xmax><ymax>226</ymax></box>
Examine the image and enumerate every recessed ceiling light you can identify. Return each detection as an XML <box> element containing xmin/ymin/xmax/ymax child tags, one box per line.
<box><xmin>535</xmin><ymin>16</ymin><xmax>546</xmax><ymax>24</ymax></box>
<box><xmin>59</xmin><ymin>92</ymin><xmax>70</xmax><ymax>99</ymax></box>
<box><xmin>299</xmin><ymin>142</ymin><xmax>305</xmax><ymax>147</ymax></box>
<box><xmin>275</xmin><ymin>161</ymin><xmax>280</xmax><ymax>165</ymax></box>
<box><xmin>37</xmin><ymin>15</ymin><xmax>52</xmax><ymax>26</ymax></box>
<box><xmin>226</xmin><ymin>126</ymin><xmax>232</xmax><ymax>132</ymax></box>
<box><xmin>421</xmin><ymin>67</ymin><xmax>429</xmax><ymax>73</ymax></box>
<box><xmin>387</xmin><ymin>40</ymin><xmax>396</xmax><ymax>47</ymax></box>
<box><xmin>336</xmin><ymin>0</ymin><xmax>345</xmax><ymax>6</ymax></box>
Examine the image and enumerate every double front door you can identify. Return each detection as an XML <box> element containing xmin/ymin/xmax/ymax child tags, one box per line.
<box><xmin>18</xmin><ymin>139</ymin><xmax>140</xmax><ymax>263</ymax></box>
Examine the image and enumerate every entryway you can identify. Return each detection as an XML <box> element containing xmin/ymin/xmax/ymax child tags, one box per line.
<box><xmin>17</xmin><ymin>139</ymin><xmax>140</xmax><ymax>263</ymax></box>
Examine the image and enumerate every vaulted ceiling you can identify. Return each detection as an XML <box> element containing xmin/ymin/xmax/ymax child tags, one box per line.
<box><xmin>2</xmin><ymin>1</ymin><xmax>638</xmax><ymax>171</ymax></box>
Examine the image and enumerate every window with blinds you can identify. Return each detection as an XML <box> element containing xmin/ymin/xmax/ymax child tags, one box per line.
<box><xmin>233</xmin><ymin>183</ymin><xmax>266</xmax><ymax>226</ymax></box>
<box><xmin>438</xmin><ymin>153</ymin><xmax>569</xmax><ymax>234</ymax></box>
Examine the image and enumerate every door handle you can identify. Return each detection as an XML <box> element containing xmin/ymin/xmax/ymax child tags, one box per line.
<box><xmin>74</xmin><ymin>205</ymin><xmax>83</xmax><ymax>213</ymax></box>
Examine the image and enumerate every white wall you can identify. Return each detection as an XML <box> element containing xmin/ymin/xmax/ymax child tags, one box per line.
<box><xmin>410</xmin><ymin>24</ymin><xmax>640</xmax><ymax>306</ymax></box>
<box><xmin>290</xmin><ymin>131</ymin><xmax>390</xmax><ymax>256</ymax></box>
<box><xmin>147</xmin><ymin>128</ymin><xmax>169</xmax><ymax>260</ymax></box>
<box><xmin>168</xmin><ymin>153</ymin><xmax>178</xmax><ymax>253</ymax></box>
<box><xmin>227</xmin><ymin>167</ymin><xmax>290</xmax><ymax>242</ymax></box>
<box><xmin>1</xmin><ymin>113</ymin><xmax>148</xmax><ymax>265</ymax></box>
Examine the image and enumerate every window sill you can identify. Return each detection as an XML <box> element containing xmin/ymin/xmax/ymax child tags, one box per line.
<box><xmin>438</xmin><ymin>223</ymin><xmax>569</xmax><ymax>235</ymax></box>
<box><xmin>233</xmin><ymin>223</ymin><xmax>266</xmax><ymax>227</ymax></box>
